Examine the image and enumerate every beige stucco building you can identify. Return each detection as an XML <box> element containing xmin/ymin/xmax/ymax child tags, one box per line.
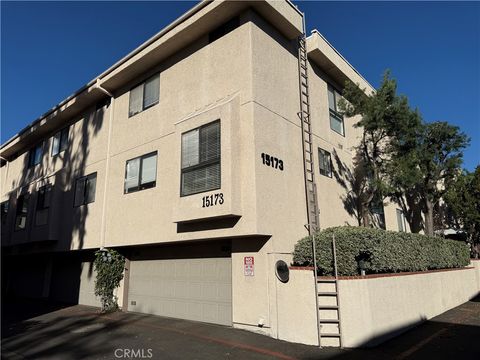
<box><xmin>1</xmin><ymin>0</ymin><xmax>409</xmax><ymax>344</ymax></box>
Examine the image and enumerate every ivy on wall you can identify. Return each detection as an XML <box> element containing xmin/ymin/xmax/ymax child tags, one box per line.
<box><xmin>94</xmin><ymin>248</ymin><xmax>125</xmax><ymax>312</ymax></box>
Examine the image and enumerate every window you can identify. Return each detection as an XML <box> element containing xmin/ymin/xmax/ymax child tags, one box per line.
<box><xmin>209</xmin><ymin>17</ymin><xmax>240</xmax><ymax>43</ymax></box>
<box><xmin>15</xmin><ymin>193</ymin><xmax>30</xmax><ymax>230</ymax></box>
<box><xmin>181</xmin><ymin>121</ymin><xmax>221</xmax><ymax>196</ymax></box>
<box><xmin>51</xmin><ymin>127</ymin><xmax>69</xmax><ymax>156</ymax></box>
<box><xmin>35</xmin><ymin>185</ymin><xmax>52</xmax><ymax>226</ymax></box>
<box><xmin>1</xmin><ymin>201</ymin><xmax>9</xmax><ymax>226</ymax></box>
<box><xmin>328</xmin><ymin>84</ymin><xmax>345</xmax><ymax>136</ymax></box>
<box><xmin>74</xmin><ymin>173</ymin><xmax>97</xmax><ymax>207</ymax></box>
<box><xmin>318</xmin><ymin>148</ymin><xmax>332</xmax><ymax>177</ymax></box>
<box><xmin>396</xmin><ymin>209</ymin><xmax>406</xmax><ymax>232</ymax></box>
<box><xmin>28</xmin><ymin>143</ymin><xmax>43</xmax><ymax>167</ymax></box>
<box><xmin>128</xmin><ymin>74</ymin><xmax>160</xmax><ymax>117</ymax></box>
<box><xmin>124</xmin><ymin>152</ymin><xmax>157</xmax><ymax>194</ymax></box>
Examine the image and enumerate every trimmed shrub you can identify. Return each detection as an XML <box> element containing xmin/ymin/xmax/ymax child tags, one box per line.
<box><xmin>293</xmin><ymin>226</ymin><xmax>470</xmax><ymax>276</ymax></box>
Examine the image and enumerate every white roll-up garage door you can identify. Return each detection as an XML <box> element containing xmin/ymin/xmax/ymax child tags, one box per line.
<box><xmin>128</xmin><ymin>257</ymin><xmax>232</xmax><ymax>326</ymax></box>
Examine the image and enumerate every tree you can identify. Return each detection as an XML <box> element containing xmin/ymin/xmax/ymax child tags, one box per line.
<box><xmin>384</xmin><ymin>107</ymin><xmax>425</xmax><ymax>233</ymax></box>
<box><xmin>444</xmin><ymin>167</ymin><xmax>480</xmax><ymax>257</ymax></box>
<box><xmin>413</xmin><ymin>122</ymin><xmax>470</xmax><ymax>236</ymax></box>
<box><xmin>338</xmin><ymin>71</ymin><xmax>414</xmax><ymax>227</ymax></box>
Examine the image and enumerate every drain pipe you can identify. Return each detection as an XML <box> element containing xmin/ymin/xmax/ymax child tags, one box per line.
<box><xmin>96</xmin><ymin>80</ymin><xmax>114</xmax><ymax>250</ymax></box>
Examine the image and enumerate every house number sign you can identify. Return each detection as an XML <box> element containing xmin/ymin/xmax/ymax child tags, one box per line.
<box><xmin>202</xmin><ymin>193</ymin><xmax>224</xmax><ymax>208</ymax></box>
<box><xmin>261</xmin><ymin>153</ymin><xmax>284</xmax><ymax>171</ymax></box>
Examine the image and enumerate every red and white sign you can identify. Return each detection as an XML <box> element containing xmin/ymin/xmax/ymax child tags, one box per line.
<box><xmin>244</xmin><ymin>256</ymin><xmax>254</xmax><ymax>276</ymax></box>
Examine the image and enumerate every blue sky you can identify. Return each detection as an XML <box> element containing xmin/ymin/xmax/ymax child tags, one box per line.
<box><xmin>1</xmin><ymin>1</ymin><xmax>479</xmax><ymax>170</ymax></box>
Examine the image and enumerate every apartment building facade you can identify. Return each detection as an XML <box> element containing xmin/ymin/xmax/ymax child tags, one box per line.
<box><xmin>1</xmin><ymin>0</ymin><xmax>408</xmax><ymax>342</ymax></box>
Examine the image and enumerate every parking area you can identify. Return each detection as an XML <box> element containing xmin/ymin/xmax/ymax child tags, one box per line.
<box><xmin>1</xmin><ymin>295</ymin><xmax>479</xmax><ymax>360</ymax></box>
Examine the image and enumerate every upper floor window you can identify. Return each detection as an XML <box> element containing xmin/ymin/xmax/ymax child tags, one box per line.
<box><xmin>318</xmin><ymin>148</ymin><xmax>332</xmax><ymax>178</ymax></box>
<box><xmin>328</xmin><ymin>84</ymin><xmax>345</xmax><ymax>136</ymax></box>
<box><xmin>181</xmin><ymin>121</ymin><xmax>221</xmax><ymax>196</ymax></box>
<box><xmin>209</xmin><ymin>17</ymin><xmax>240</xmax><ymax>43</ymax></box>
<box><xmin>129</xmin><ymin>74</ymin><xmax>160</xmax><ymax>117</ymax></box>
<box><xmin>74</xmin><ymin>173</ymin><xmax>97</xmax><ymax>207</ymax></box>
<box><xmin>15</xmin><ymin>193</ymin><xmax>30</xmax><ymax>231</ymax></box>
<box><xmin>51</xmin><ymin>127</ymin><xmax>69</xmax><ymax>156</ymax></box>
<box><xmin>1</xmin><ymin>201</ymin><xmax>9</xmax><ymax>226</ymax></box>
<box><xmin>35</xmin><ymin>185</ymin><xmax>52</xmax><ymax>226</ymax></box>
<box><xmin>124</xmin><ymin>152</ymin><xmax>157</xmax><ymax>194</ymax></box>
<box><xmin>28</xmin><ymin>142</ymin><xmax>43</xmax><ymax>167</ymax></box>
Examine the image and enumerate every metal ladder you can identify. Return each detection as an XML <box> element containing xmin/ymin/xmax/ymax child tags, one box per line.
<box><xmin>316</xmin><ymin>235</ymin><xmax>343</xmax><ymax>347</ymax></box>
<box><xmin>297</xmin><ymin>24</ymin><xmax>342</xmax><ymax>348</ymax></box>
<box><xmin>298</xmin><ymin>34</ymin><xmax>320</xmax><ymax>232</ymax></box>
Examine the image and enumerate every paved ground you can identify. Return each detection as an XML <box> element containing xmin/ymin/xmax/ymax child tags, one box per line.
<box><xmin>1</xmin><ymin>295</ymin><xmax>479</xmax><ymax>360</ymax></box>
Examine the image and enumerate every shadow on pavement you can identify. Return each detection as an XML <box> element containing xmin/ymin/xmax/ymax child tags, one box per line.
<box><xmin>1</xmin><ymin>295</ymin><xmax>479</xmax><ymax>360</ymax></box>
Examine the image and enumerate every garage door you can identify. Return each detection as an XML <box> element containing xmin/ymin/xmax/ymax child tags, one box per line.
<box><xmin>128</xmin><ymin>257</ymin><xmax>231</xmax><ymax>326</ymax></box>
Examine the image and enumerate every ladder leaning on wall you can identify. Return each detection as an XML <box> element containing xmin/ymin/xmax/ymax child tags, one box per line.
<box><xmin>297</xmin><ymin>26</ymin><xmax>343</xmax><ymax>348</ymax></box>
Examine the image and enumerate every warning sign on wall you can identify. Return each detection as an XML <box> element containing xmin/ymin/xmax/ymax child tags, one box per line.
<box><xmin>244</xmin><ymin>256</ymin><xmax>254</xmax><ymax>276</ymax></box>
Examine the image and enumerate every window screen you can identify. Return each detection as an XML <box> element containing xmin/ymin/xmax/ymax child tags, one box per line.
<box><xmin>143</xmin><ymin>75</ymin><xmax>160</xmax><ymax>109</ymax></box>
<box><xmin>318</xmin><ymin>148</ymin><xmax>332</xmax><ymax>177</ymax></box>
<box><xmin>124</xmin><ymin>152</ymin><xmax>157</xmax><ymax>194</ymax></box>
<box><xmin>128</xmin><ymin>74</ymin><xmax>159</xmax><ymax>117</ymax></box>
<box><xmin>181</xmin><ymin>121</ymin><xmax>221</xmax><ymax>196</ymax></box>
<box><xmin>74</xmin><ymin>173</ymin><xmax>97</xmax><ymax>206</ymax></box>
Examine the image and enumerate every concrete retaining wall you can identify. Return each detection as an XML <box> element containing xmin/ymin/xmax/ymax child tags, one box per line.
<box><xmin>280</xmin><ymin>261</ymin><xmax>480</xmax><ymax>348</ymax></box>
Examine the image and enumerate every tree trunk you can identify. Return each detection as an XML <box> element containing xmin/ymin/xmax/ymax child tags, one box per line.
<box><xmin>361</xmin><ymin>204</ymin><xmax>370</xmax><ymax>227</ymax></box>
<box><xmin>405</xmin><ymin>193</ymin><xmax>423</xmax><ymax>233</ymax></box>
<box><xmin>424</xmin><ymin>199</ymin><xmax>434</xmax><ymax>236</ymax></box>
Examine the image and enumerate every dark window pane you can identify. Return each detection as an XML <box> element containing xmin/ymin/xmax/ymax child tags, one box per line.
<box><xmin>74</xmin><ymin>178</ymin><xmax>86</xmax><ymax>207</ymax></box>
<box><xmin>15</xmin><ymin>194</ymin><xmax>29</xmax><ymax>230</ymax></box>
<box><xmin>60</xmin><ymin>127</ymin><xmax>69</xmax><ymax>152</ymax></box>
<box><xmin>200</xmin><ymin>122</ymin><xmax>220</xmax><ymax>163</ymax></box>
<box><xmin>86</xmin><ymin>174</ymin><xmax>97</xmax><ymax>204</ymax></box>
<box><xmin>182</xmin><ymin>163</ymin><xmax>220</xmax><ymax>196</ymax></box>
<box><xmin>181</xmin><ymin>121</ymin><xmax>221</xmax><ymax>196</ymax></box>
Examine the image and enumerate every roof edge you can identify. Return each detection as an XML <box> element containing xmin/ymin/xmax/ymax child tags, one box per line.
<box><xmin>308</xmin><ymin>29</ymin><xmax>375</xmax><ymax>92</ymax></box>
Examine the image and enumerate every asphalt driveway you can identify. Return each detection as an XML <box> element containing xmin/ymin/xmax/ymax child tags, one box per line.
<box><xmin>1</xmin><ymin>295</ymin><xmax>479</xmax><ymax>360</ymax></box>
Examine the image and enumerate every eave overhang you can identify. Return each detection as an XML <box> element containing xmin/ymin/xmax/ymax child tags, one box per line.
<box><xmin>306</xmin><ymin>30</ymin><xmax>375</xmax><ymax>93</ymax></box>
<box><xmin>1</xmin><ymin>0</ymin><xmax>303</xmax><ymax>159</ymax></box>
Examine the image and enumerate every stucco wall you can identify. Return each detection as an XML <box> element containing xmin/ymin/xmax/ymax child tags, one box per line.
<box><xmin>277</xmin><ymin>263</ymin><xmax>480</xmax><ymax>348</ymax></box>
<box><xmin>338</xmin><ymin>261</ymin><xmax>480</xmax><ymax>347</ymax></box>
<box><xmin>276</xmin><ymin>268</ymin><xmax>318</xmax><ymax>345</ymax></box>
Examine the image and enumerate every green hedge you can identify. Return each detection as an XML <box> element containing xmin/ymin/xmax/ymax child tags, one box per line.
<box><xmin>293</xmin><ymin>226</ymin><xmax>470</xmax><ymax>276</ymax></box>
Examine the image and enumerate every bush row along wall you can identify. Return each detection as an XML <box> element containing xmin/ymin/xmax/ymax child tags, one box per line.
<box><xmin>293</xmin><ymin>226</ymin><xmax>470</xmax><ymax>276</ymax></box>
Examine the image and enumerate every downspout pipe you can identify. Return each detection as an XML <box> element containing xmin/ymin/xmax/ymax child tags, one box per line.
<box><xmin>96</xmin><ymin>80</ymin><xmax>114</xmax><ymax>250</ymax></box>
